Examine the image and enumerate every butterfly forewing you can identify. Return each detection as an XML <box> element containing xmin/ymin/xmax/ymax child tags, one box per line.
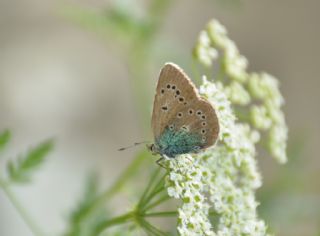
<box><xmin>151</xmin><ymin>63</ymin><xmax>219</xmax><ymax>154</ymax></box>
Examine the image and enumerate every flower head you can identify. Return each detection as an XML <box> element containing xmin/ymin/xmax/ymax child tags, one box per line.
<box><xmin>166</xmin><ymin>18</ymin><xmax>288</xmax><ymax>235</ymax></box>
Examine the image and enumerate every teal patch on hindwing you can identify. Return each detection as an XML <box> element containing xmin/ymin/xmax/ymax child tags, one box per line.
<box><xmin>155</xmin><ymin>126</ymin><xmax>204</xmax><ymax>158</ymax></box>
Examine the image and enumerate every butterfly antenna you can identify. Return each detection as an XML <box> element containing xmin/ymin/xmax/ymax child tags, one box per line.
<box><xmin>118</xmin><ymin>141</ymin><xmax>150</xmax><ymax>151</ymax></box>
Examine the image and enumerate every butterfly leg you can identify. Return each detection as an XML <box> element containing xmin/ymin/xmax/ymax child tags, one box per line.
<box><xmin>174</xmin><ymin>158</ymin><xmax>182</xmax><ymax>170</ymax></box>
<box><xmin>156</xmin><ymin>156</ymin><xmax>170</xmax><ymax>170</ymax></box>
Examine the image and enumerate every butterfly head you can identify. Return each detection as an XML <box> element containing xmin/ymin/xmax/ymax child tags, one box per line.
<box><xmin>147</xmin><ymin>143</ymin><xmax>160</xmax><ymax>156</ymax></box>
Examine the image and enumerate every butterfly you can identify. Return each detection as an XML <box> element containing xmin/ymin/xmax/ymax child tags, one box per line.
<box><xmin>147</xmin><ymin>63</ymin><xmax>219</xmax><ymax>164</ymax></box>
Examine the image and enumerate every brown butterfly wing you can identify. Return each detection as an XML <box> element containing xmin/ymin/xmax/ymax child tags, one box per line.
<box><xmin>151</xmin><ymin>63</ymin><xmax>219</xmax><ymax>149</ymax></box>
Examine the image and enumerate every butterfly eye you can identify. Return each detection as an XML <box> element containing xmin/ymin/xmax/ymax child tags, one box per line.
<box><xmin>169</xmin><ymin>124</ymin><xmax>174</xmax><ymax>130</ymax></box>
<box><xmin>176</xmin><ymin>90</ymin><xmax>180</xmax><ymax>95</ymax></box>
<box><xmin>201</xmin><ymin>129</ymin><xmax>206</xmax><ymax>134</ymax></box>
<box><xmin>166</xmin><ymin>84</ymin><xmax>171</xmax><ymax>89</ymax></box>
<box><xmin>202</xmin><ymin>122</ymin><xmax>206</xmax><ymax>126</ymax></box>
<box><xmin>196</xmin><ymin>110</ymin><xmax>202</xmax><ymax>116</ymax></box>
<box><xmin>172</xmin><ymin>85</ymin><xmax>176</xmax><ymax>90</ymax></box>
<box><xmin>201</xmin><ymin>115</ymin><xmax>206</xmax><ymax>120</ymax></box>
<box><xmin>188</xmin><ymin>109</ymin><xmax>194</xmax><ymax>115</ymax></box>
<box><xmin>161</xmin><ymin>88</ymin><xmax>165</xmax><ymax>94</ymax></box>
<box><xmin>179</xmin><ymin>97</ymin><xmax>184</xmax><ymax>102</ymax></box>
<box><xmin>177</xmin><ymin>112</ymin><xmax>183</xmax><ymax>118</ymax></box>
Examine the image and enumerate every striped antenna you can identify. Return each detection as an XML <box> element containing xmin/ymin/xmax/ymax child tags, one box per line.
<box><xmin>118</xmin><ymin>141</ymin><xmax>150</xmax><ymax>151</ymax></box>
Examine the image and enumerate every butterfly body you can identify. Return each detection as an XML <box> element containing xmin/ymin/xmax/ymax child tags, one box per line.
<box><xmin>152</xmin><ymin>127</ymin><xmax>203</xmax><ymax>158</ymax></box>
<box><xmin>149</xmin><ymin>63</ymin><xmax>219</xmax><ymax>159</ymax></box>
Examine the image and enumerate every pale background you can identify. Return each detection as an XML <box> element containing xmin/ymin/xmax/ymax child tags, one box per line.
<box><xmin>0</xmin><ymin>0</ymin><xmax>319</xmax><ymax>235</ymax></box>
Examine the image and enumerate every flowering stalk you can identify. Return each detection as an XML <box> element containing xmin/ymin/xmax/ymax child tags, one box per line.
<box><xmin>194</xmin><ymin>19</ymin><xmax>288</xmax><ymax>163</ymax></box>
<box><xmin>163</xmin><ymin>19</ymin><xmax>288</xmax><ymax>236</ymax></box>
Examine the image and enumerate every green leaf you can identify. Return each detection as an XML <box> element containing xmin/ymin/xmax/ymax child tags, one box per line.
<box><xmin>64</xmin><ymin>173</ymin><xmax>109</xmax><ymax>236</ymax></box>
<box><xmin>0</xmin><ymin>129</ymin><xmax>11</xmax><ymax>152</ymax></box>
<box><xmin>7</xmin><ymin>139</ymin><xmax>54</xmax><ymax>183</ymax></box>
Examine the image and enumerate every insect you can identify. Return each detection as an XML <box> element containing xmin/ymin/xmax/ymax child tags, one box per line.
<box><xmin>147</xmin><ymin>63</ymin><xmax>219</xmax><ymax>164</ymax></box>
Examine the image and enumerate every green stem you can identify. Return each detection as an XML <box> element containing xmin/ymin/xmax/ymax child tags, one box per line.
<box><xmin>138</xmin><ymin>167</ymin><xmax>161</xmax><ymax>208</ymax></box>
<box><xmin>0</xmin><ymin>179</ymin><xmax>45</xmax><ymax>236</ymax></box>
<box><xmin>143</xmin><ymin>211</ymin><xmax>177</xmax><ymax>218</ymax></box>
<box><xmin>140</xmin><ymin>218</ymin><xmax>168</xmax><ymax>236</ymax></box>
<box><xmin>77</xmin><ymin>150</ymin><xmax>148</xmax><ymax>224</ymax></box>
<box><xmin>101</xmin><ymin>150</ymin><xmax>148</xmax><ymax>199</ymax></box>
<box><xmin>142</xmin><ymin>185</ymin><xmax>165</xmax><ymax>208</ymax></box>
<box><xmin>93</xmin><ymin>212</ymin><xmax>133</xmax><ymax>235</ymax></box>
<box><xmin>216</xmin><ymin>56</ymin><xmax>226</xmax><ymax>82</ymax></box>
<box><xmin>144</xmin><ymin>194</ymin><xmax>170</xmax><ymax>211</ymax></box>
<box><xmin>140</xmin><ymin>171</ymin><xmax>166</xmax><ymax>208</ymax></box>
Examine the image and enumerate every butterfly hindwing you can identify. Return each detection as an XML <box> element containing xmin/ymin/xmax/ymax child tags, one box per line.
<box><xmin>151</xmin><ymin>63</ymin><xmax>219</xmax><ymax>156</ymax></box>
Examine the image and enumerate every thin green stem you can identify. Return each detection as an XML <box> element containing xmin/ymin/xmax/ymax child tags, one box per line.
<box><xmin>77</xmin><ymin>150</ymin><xmax>148</xmax><ymax>225</ymax></box>
<box><xmin>93</xmin><ymin>212</ymin><xmax>133</xmax><ymax>235</ymax></box>
<box><xmin>101</xmin><ymin>150</ymin><xmax>148</xmax><ymax>198</ymax></box>
<box><xmin>138</xmin><ymin>167</ymin><xmax>161</xmax><ymax>208</ymax></box>
<box><xmin>0</xmin><ymin>179</ymin><xmax>45</xmax><ymax>236</ymax></box>
<box><xmin>216</xmin><ymin>56</ymin><xmax>226</xmax><ymax>82</ymax></box>
<box><xmin>140</xmin><ymin>171</ymin><xmax>166</xmax><ymax>209</ymax></box>
<box><xmin>142</xmin><ymin>185</ymin><xmax>165</xmax><ymax>208</ymax></box>
<box><xmin>143</xmin><ymin>211</ymin><xmax>177</xmax><ymax>218</ymax></box>
<box><xmin>140</xmin><ymin>218</ymin><xmax>168</xmax><ymax>236</ymax></box>
<box><xmin>144</xmin><ymin>194</ymin><xmax>170</xmax><ymax>211</ymax></box>
<box><xmin>149</xmin><ymin>0</ymin><xmax>172</xmax><ymax>29</ymax></box>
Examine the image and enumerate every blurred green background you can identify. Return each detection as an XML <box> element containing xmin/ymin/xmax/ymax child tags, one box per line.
<box><xmin>0</xmin><ymin>0</ymin><xmax>319</xmax><ymax>235</ymax></box>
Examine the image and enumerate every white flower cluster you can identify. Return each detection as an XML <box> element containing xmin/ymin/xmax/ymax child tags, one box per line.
<box><xmin>248</xmin><ymin>73</ymin><xmax>288</xmax><ymax>163</ymax></box>
<box><xmin>194</xmin><ymin>31</ymin><xmax>218</xmax><ymax>67</ymax></box>
<box><xmin>166</xmin><ymin>156</ymin><xmax>215</xmax><ymax>236</ymax></box>
<box><xmin>165</xmin><ymin>19</ymin><xmax>288</xmax><ymax>236</ymax></box>
<box><xmin>200</xmin><ymin>79</ymin><xmax>268</xmax><ymax>235</ymax></box>
<box><xmin>194</xmin><ymin>19</ymin><xmax>288</xmax><ymax>163</ymax></box>
<box><xmin>165</xmin><ymin>79</ymin><xmax>270</xmax><ymax>235</ymax></box>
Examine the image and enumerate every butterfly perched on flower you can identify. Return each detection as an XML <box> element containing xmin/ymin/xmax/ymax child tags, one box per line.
<box><xmin>147</xmin><ymin>63</ymin><xmax>219</xmax><ymax>163</ymax></box>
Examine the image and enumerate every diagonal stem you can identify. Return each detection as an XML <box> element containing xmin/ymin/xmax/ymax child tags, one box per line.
<box><xmin>92</xmin><ymin>212</ymin><xmax>133</xmax><ymax>235</ymax></box>
<box><xmin>0</xmin><ymin>179</ymin><xmax>45</xmax><ymax>236</ymax></box>
<box><xmin>143</xmin><ymin>211</ymin><xmax>177</xmax><ymax>218</ymax></box>
<box><xmin>144</xmin><ymin>194</ymin><xmax>170</xmax><ymax>211</ymax></box>
<box><xmin>74</xmin><ymin>150</ymin><xmax>148</xmax><ymax>226</ymax></box>
<box><xmin>140</xmin><ymin>218</ymin><xmax>169</xmax><ymax>236</ymax></box>
<box><xmin>140</xmin><ymin>171</ymin><xmax>166</xmax><ymax>210</ymax></box>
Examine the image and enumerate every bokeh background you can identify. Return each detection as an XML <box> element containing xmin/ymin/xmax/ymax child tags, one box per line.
<box><xmin>0</xmin><ymin>0</ymin><xmax>319</xmax><ymax>235</ymax></box>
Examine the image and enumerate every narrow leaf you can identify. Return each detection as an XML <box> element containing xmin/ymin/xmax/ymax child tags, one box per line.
<box><xmin>7</xmin><ymin>139</ymin><xmax>54</xmax><ymax>183</ymax></box>
<box><xmin>0</xmin><ymin>129</ymin><xmax>11</xmax><ymax>152</ymax></box>
<box><xmin>64</xmin><ymin>173</ymin><xmax>109</xmax><ymax>236</ymax></box>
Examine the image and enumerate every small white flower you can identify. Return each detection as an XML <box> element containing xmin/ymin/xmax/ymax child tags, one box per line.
<box><xmin>207</xmin><ymin>19</ymin><xmax>228</xmax><ymax>47</ymax></box>
<box><xmin>167</xmin><ymin>186</ymin><xmax>180</xmax><ymax>198</ymax></box>
<box><xmin>199</xmin><ymin>30</ymin><xmax>211</xmax><ymax>46</ymax></box>
<box><xmin>269</xmin><ymin>125</ymin><xmax>288</xmax><ymax>163</ymax></box>
<box><xmin>223</xmin><ymin>40</ymin><xmax>249</xmax><ymax>82</ymax></box>
<box><xmin>265</xmin><ymin>99</ymin><xmax>285</xmax><ymax>124</ymax></box>
<box><xmin>224</xmin><ymin>81</ymin><xmax>251</xmax><ymax>105</ymax></box>
<box><xmin>195</xmin><ymin>31</ymin><xmax>219</xmax><ymax>66</ymax></box>
<box><xmin>250</xmin><ymin>105</ymin><xmax>272</xmax><ymax>130</ymax></box>
<box><xmin>248</xmin><ymin>73</ymin><xmax>284</xmax><ymax>106</ymax></box>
